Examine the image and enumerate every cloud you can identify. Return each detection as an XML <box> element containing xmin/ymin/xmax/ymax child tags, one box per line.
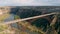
<box><xmin>0</xmin><ymin>0</ymin><xmax>60</xmax><ymax>6</ymax></box>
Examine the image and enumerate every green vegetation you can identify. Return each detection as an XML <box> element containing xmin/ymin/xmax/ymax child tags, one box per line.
<box><xmin>14</xmin><ymin>15</ymin><xmax>20</xmax><ymax>19</ymax></box>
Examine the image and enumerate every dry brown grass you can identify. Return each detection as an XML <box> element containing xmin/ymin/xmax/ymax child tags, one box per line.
<box><xmin>0</xmin><ymin>13</ymin><xmax>10</xmax><ymax>22</ymax></box>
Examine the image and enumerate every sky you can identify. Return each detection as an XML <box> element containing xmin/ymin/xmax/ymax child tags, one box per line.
<box><xmin>0</xmin><ymin>0</ymin><xmax>60</xmax><ymax>6</ymax></box>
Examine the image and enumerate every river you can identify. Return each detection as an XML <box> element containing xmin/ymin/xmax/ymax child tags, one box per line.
<box><xmin>4</xmin><ymin>14</ymin><xmax>40</xmax><ymax>34</ymax></box>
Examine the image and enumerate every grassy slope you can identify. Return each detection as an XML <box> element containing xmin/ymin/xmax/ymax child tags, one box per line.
<box><xmin>0</xmin><ymin>13</ymin><xmax>10</xmax><ymax>22</ymax></box>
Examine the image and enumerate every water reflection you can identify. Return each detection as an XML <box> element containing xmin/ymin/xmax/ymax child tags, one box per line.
<box><xmin>4</xmin><ymin>14</ymin><xmax>18</xmax><ymax>28</ymax></box>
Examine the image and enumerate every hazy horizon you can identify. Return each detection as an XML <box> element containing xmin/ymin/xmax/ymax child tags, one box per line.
<box><xmin>0</xmin><ymin>0</ymin><xmax>60</xmax><ymax>6</ymax></box>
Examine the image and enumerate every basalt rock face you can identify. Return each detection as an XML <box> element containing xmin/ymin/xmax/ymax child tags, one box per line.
<box><xmin>16</xmin><ymin>9</ymin><xmax>42</xmax><ymax>18</ymax></box>
<box><xmin>10</xmin><ymin>6</ymin><xmax>59</xmax><ymax>32</ymax></box>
